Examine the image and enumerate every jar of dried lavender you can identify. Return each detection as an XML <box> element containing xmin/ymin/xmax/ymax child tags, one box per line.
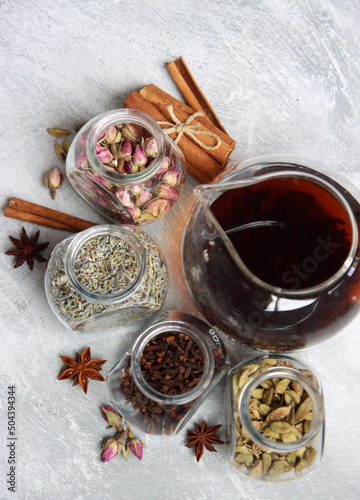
<box><xmin>226</xmin><ymin>355</ymin><xmax>325</xmax><ymax>481</ymax></box>
<box><xmin>66</xmin><ymin>109</ymin><xmax>186</xmax><ymax>225</ymax></box>
<box><xmin>107</xmin><ymin>311</ymin><xmax>228</xmax><ymax>435</ymax></box>
<box><xmin>44</xmin><ymin>225</ymin><xmax>168</xmax><ymax>332</ymax></box>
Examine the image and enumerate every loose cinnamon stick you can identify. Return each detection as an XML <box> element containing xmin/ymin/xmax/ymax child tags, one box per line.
<box><xmin>123</xmin><ymin>91</ymin><xmax>219</xmax><ymax>182</ymax></box>
<box><xmin>6</xmin><ymin>198</ymin><xmax>97</xmax><ymax>232</ymax></box>
<box><xmin>167</xmin><ymin>56</ymin><xmax>228</xmax><ymax>134</ymax></box>
<box><xmin>5</xmin><ymin>206</ymin><xmax>76</xmax><ymax>231</ymax></box>
<box><xmin>140</xmin><ymin>84</ymin><xmax>234</xmax><ymax>167</ymax></box>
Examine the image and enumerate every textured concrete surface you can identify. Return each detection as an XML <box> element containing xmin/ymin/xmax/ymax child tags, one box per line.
<box><xmin>1</xmin><ymin>0</ymin><xmax>360</xmax><ymax>499</ymax></box>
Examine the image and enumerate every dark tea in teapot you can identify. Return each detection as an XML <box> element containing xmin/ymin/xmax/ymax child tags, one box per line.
<box><xmin>211</xmin><ymin>176</ymin><xmax>352</xmax><ymax>290</ymax></box>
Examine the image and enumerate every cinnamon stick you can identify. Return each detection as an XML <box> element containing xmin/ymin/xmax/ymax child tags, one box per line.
<box><xmin>141</xmin><ymin>84</ymin><xmax>235</xmax><ymax>148</ymax></box>
<box><xmin>6</xmin><ymin>198</ymin><xmax>97</xmax><ymax>232</ymax></box>
<box><xmin>4</xmin><ymin>206</ymin><xmax>76</xmax><ymax>231</ymax></box>
<box><xmin>123</xmin><ymin>91</ymin><xmax>218</xmax><ymax>183</ymax></box>
<box><xmin>167</xmin><ymin>56</ymin><xmax>228</xmax><ymax>134</ymax></box>
<box><xmin>140</xmin><ymin>84</ymin><xmax>234</xmax><ymax>167</ymax></box>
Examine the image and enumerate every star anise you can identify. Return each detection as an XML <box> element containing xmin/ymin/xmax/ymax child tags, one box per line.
<box><xmin>185</xmin><ymin>419</ymin><xmax>224</xmax><ymax>462</ymax></box>
<box><xmin>5</xmin><ymin>227</ymin><xmax>49</xmax><ymax>270</ymax></box>
<box><xmin>58</xmin><ymin>347</ymin><xmax>107</xmax><ymax>394</ymax></box>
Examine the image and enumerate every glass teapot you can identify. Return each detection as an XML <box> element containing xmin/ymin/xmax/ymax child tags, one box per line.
<box><xmin>182</xmin><ymin>155</ymin><xmax>360</xmax><ymax>352</ymax></box>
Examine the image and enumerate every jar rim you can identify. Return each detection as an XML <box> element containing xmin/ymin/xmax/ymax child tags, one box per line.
<box><xmin>86</xmin><ymin>108</ymin><xmax>166</xmax><ymax>185</ymax></box>
<box><xmin>131</xmin><ymin>321</ymin><xmax>215</xmax><ymax>405</ymax></box>
<box><xmin>238</xmin><ymin>364</ymin><xmax>324</xmax><ymax>453</ymax></box>
<box><xmin>64</xmin><ymin>224</ymin><xmax>146</xmax><ymax>305</ymax></box>
<box><xmin>196</xmin><ymin>163</ymin><xmax>359</xmax><ymax>298</ymax></box>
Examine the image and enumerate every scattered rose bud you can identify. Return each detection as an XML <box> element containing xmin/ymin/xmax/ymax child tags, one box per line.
<box><xmin>101</xmin><ymin>437</ymin><xmax>119</xmax><ymax>463</ymax></box>
<box><xmin>132</xmin><ymin>145</ymin><xmax>147</xmax><ymax>169</ymax></box>
<box><xmin>101</xmin><ymin>433</ymin><xmax>129</xmax><ymax>463</ymax></box>
<box><xmin>45</xmin><ymin>167</ymin><xmax>64</xmax><ymax>199</ymax></box>
<box><xmin>154</xmin><ymin>183</ymin><xmax>180</xmax><ymax>202</ymax></box>
<box><xmin>127</xmin><ymin>430</ymin><xmax>146</xmax><ymax>460</ymax></box>
<box><xmin>115</xmin><ymin>188</ymin><xmax>134</xmax><ymax>208</ymax></box>
<box><xmin>144</xmin><ymin>137</ymin><xmax>158</xmax><ymax>157</ymax></box>
<box><xmin>119</xmin><ymin>139</ymin><xmax>132</xmax><ymax>161</ymax></box>
<box><xmin>101</xmin><ymin>405</ymin><xmax>123</xmax><ymax>430</ymax></box>
<box><xmin>96</xmin><ymin>145</ymin><xmax>113</xmax><ymax>164</ymax></box>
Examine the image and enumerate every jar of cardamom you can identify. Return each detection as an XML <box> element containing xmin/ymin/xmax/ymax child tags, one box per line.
<box><xmin>226</xmin><ymin>355</ymin><xmax>325</xmax><ymax>482</ymax></box>
<box><xmin>107</xmin><ymin>311</ymin><xmax>228</xmax><ymax>435</ymax></box>
<box><xmin>44</xmin><ymin>225</ymin><xmax>168</xmax><ymax>332</ymax></box>
<box><xmin>66</xmin><ymin>109</ymin><xmax>186</xmax><ymax>225</ymax></box>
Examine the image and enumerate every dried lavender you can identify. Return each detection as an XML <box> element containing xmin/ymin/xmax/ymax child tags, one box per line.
<box><xmin>48</xmin><ymin>228</ymin><xmax>168</xmax><ymax>331</ymax></box>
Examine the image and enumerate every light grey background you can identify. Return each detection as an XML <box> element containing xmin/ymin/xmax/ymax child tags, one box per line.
<box><xmin>1</xmin><ymin>0</ymin><xmax>360</xmax><ymax>499</ymax></box>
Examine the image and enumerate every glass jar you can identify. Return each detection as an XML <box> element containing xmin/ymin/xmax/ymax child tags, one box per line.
<box><xmin>44</xmin><ymin>225</ymin><xmax>168</xmax><ymax>332</ymax></box>
<box><xmin>66</xmin><ymin>109</ymin><xmax>186</xmax><ymax>225</ymax></box>
<box><xmin>226</xmin><ymin>354</ymin><xmax>325</xmax><ymax>482</ymax></box>
<box><xmin>182</xmin><ymin>155</ymin><xmax>360</xmax><ymax>351</ymax></box>
<box><xmin>107</xmin><ymin>311</ymin><xmax>228</xmax><ymax>435</ymax></box>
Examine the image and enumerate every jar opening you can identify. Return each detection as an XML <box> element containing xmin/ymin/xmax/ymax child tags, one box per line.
<box><xmin>64</xmin><ymin>225</ymin><xmax>146</xmax><ymax>305</ymax></box>
<box><xmin>86</xmin><ymin>109</ymin><xmax>166</xmax><ymax>185</ymax></box>
<box><xmin>239</xmin><ymin>367</ymin><xmax>323</xmax><ymax>454</ymax></box>
<box><xmin>131</xmin><ymin>323</ymin><xmax>215</xmax><ymax>405</ymax></box>
<box><xmin>209</xmin><ymin>170</ymin><xmax>358</xmax><ymax>297</ymax></box>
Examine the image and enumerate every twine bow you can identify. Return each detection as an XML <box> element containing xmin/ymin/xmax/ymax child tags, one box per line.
<box><xmin>157</xmin><ymin>105</ymin><xmax>221</xmax><ymax>150</ymax></box>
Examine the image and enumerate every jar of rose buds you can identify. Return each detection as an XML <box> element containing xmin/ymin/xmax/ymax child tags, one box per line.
<box><xmin>66</xmin><ymin>109</ymin><xmax>187</xmax><ymax>225</ymax></box>
<box><xmin>107</xmin><ymin>311</ymin><xmax>228</xmax><ymax>435</ymax></box>
<box><xmin>44</xmin><ymin>225</ymin><xmax>168</xmax><ymax>332</ymax></box>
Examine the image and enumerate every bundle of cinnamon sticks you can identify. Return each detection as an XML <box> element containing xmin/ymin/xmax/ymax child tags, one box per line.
<box><xmin>124</xmin><ymin>57</ymin><xmax>236</xmax><ymax>184</ymax></box>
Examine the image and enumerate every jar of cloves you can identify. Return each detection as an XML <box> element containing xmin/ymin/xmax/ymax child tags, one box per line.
<box><xmin>44</xmin><ymin>225</ymin><xmax>168</xmax><ymax>332</ymax></box>
<box><xmin>226</xmin><ymin>355</ymin><xmax>325</xmax><ymax>482</ymax></box>
<box><xmin>66</xmin><ymin>109</ymin><xmax>187</xmax><ymax>225</ymax></box>
<box><xmin>107</xmin><ymin>311</ymin><xmax>229</xmax><ymax>435</ymax></box>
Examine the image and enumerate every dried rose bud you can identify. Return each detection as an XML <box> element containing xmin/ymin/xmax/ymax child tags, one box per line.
<box><xmin>96</xmin><ymin>145</ymin><xmax>113</xmax><ymax>164</ymax></box>
<box><xmin>86</xmin><ymin>172</ymin><xmax>114</xmax><ymax>189</ymax></box>
<box><xmin>144</xmin><ymin>137</ymin><xmax>158</xmax><ymax>157</ymax></box>
<box><xmin>126</xmin><ymin>206</ymin><xmax>141</xmax><ymax>220</ymax></box>
<box><xmin>100</xmin><ymin>433</ymin><xmax>129</xmax><ymax>463</ymax></box>
<box><xmin>138</xmin><ymin>189</ymin><xmax>152</xmax><ymax>206</ymax></box>
<box><xmin>122</xmin><ymin>124</ymin><xmax>139</xmax><ymax>141</ymax></box>
<box><xmin>115</xmin><ymin>187</ymin><xmax>134</xmax><ymax>208</ymax></box>
<box><xmin>154</xmin><ymin>183</ymin><xmax>180</xmax><ymax>202</ymax></box>
<box><xmin>137</xmin><ymin>198</ymin><xmax>171</xmax><ymax>222</ymax></box>
<box><xmin>161</xmin><ymin>164</ymin><xmax>181</xmax><ymax>186</ymax></box>
<box><xmin>129</xmin><ymin>184</ymin><xmax>144</xmax><ymax>196</ymax></box>
<box><xmin>119</xmin><ymin>139</ymin><xmax>132</xmax><ymax>161</ymax></box>
<box><xmin>127</xmin><ymin>430</ymin><xmax>146</xmax><ymax>460</ymax></box>
<box><xmin>149</xmin><ymin>156</ymin><xmax>171</xmax><ymax>178</ymax></box>
<box><xmin>45</xmin><ymin>167</ymin><xmax>64</xmax><ymax>199</ymax></box>
<box><xmin>104</xmin><ymin>126</ymin><xmax>119</xmax><ymax>143</ymax></box>
<box><xmin>77</xmin><ymin>152</ymin><xmax>88</xmax><ymax>169</ymax></box>
<box><xmin>101</xmin><ymin>405</ymin><xmax>123</xmax><ymax>430</ymax></box>
<box><xmin>132</xmin><ymin>145</ymin><xmax>147</xmax><ymax>169</ymax></box>
<box><xmin>101</xmin><ymin>437</ymin><xmax>119</xmax><ymax>463</ymax></box>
